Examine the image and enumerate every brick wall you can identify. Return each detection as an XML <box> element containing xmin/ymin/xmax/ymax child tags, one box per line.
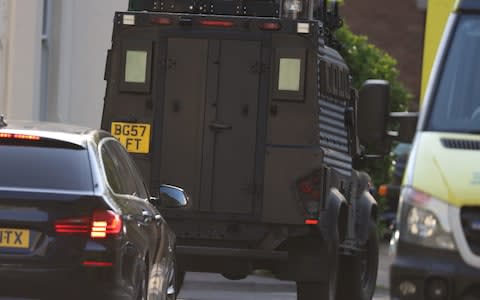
<box><xmin>341</xmin><ymin>0</ymin><xmax>426</xmax><ymax>107</ymax></box>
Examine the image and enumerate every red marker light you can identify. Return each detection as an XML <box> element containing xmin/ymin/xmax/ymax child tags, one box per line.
<box><xmin>13</xmin><ymin>134</ymin><xmax>41</xmax><ymax>141</ymax></box>
<box><xmin>305</xmin><ymin>219</ymin><xmax>319</xmax><ymax>225</ymax></box>
<box><xmin>259</xmin><ymin>22</ymin><xmax>281</xmax><ymax>30</ymax></box>
<box><xmin>299</xmin><ymin>181</ymin><xmax>313</xmax><ymax>194</ymax></box>
<box><xmin>151</xmin><ymin>17</ymin><xmax>172</xmax><ymax>25</ymax></box>
<box><xmin>0</xmin><ymin>133</ymin><xmax>41</xmax><ymax>140</ymax></box>
<box><xmin>199</xmin><ymin>20</ymin><xmax>234</xmax><ymax>27</ymax></box>
<box><xmin>83</xmin><ymin>261</ymin><xmax>113</xmax><ymax>267</ymax></box>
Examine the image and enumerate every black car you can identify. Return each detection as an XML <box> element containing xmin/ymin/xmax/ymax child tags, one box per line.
<box><xmin>0</xmin><ymin>119</ymin><xmax>187</xmax><ymax>300</ymax></box>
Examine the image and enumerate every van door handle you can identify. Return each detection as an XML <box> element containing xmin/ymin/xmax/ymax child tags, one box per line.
<box><xmin>209</xmin><ymin>122</ymin><xmax>232</xmax><ymax>131</ymax></box>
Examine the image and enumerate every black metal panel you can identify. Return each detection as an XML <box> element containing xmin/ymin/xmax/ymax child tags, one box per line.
<box><xmin>317</xmin><ymin>43</ymin><xmax>352</xmax><ymax>176</ymax></box>
<box><xmin>461</xmin><ymin>207</ymin><xmax>480</xmax><ymax>256</ymax></box>
<box><xmin>159</xmin><ymin>38</ymin><xmax>209</xmax><ymax>210</ymax></box>
<box><xmin>209</xmin><ymin>40</ymin><xmax>261</xmax><ymax>214</ymax></box>
<box><xmin>262</xmin><ymin>147</ymin><xmax>323</xmax><ymax>223</ymax></box>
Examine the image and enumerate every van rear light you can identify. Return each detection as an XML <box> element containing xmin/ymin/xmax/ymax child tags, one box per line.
<box><xmin>55</xmin><ymin>210</ymin><xmax>122</xmax><ymax>238</ymax></box>
<box><xmin>151</xmin><ymin>16</ymin><xmax>172</xmax><ymax>25</ymax></box>
<box><xmin>199</xmin><ymin>20</ymin><xmax>234</xmax><ymax>28</ymax></box>
<box><xmin>91</xmin><ymin>210</ymin><xmax>122</xmax><ymax>239</ymax></box>
<box><xmin>259</xmin><ymin>22</ymin><xmax>281</xmax><ymax>30</ymax></box>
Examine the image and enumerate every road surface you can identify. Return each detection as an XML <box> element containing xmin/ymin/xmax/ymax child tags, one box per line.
<box><xmin>178</xmin><ymin>272</ymin><xmax>389</xmax><ymax>300</ymax></box>
<box><xmin>178</xmin><ymin>243</ymin><xmax>393</xmax><ymax>300</ymax></box>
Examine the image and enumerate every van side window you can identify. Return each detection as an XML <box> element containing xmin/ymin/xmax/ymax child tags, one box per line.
<box><xmin>120</xmin><ymin>40</ymin><xmax>153</xmax><ymax>92</ymax></box>
<box><xmin>273</xmin><ymin>48</ymin><xmax>306</xmax><ymax>101</ymax></box>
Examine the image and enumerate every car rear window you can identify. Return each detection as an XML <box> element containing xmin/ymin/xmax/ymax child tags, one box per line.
<box><xmin>0</xmin><ymin>144</ymin><xmax>93</xmax><ymax>191</ymax></box>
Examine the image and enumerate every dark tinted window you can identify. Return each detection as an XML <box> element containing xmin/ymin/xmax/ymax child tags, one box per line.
<box><xmin>100</xmin><ymin>139</ymin><xmax>147</xmax><ymax>198</ymax></box>
<box><xmin>428</xmin><ymin>15</ymin><xmax>480</xmax><ymax>133</ymax></box>
<box><xmin>0</xmin><ymin>145</ymin><xmax>93</xmax><ymax>191</ymax></box>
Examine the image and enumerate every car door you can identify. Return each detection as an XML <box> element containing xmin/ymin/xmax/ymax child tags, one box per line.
<box><xmin>101</xmin><ymin>139</ymin><xmax>161</xmax><ymax>256</ymax></box>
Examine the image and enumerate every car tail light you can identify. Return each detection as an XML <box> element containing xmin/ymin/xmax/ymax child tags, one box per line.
<box><xmin>83</xmin><ymin>261</ymin><xmax>113</xmax><ymax>267</ymax></box>
<box><xmin>55</xmin><ymin>210</ymin><xmax>122</xmax><ymax>239</ymax></box>
<box><xmin>0</xmin><ymin>133</ymin><xmax>41</xmax><ymax>140</ymax></box>
<box><xmin>91</xmin><ymin>210</ymin><xmax>122</xmax><ymax>239</ymax></box>
<box><xmin>55</xmin><ymin>216</ymin><xmax>90</xmax><ymax>233</ymax></box>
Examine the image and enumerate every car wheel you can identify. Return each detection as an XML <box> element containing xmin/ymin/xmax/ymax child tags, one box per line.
<box><xmin>337</xmin><ymin>219</ymin><xmax>379</xmax><ymax>300</ymax></box>
<box><xmin>167</xmin><ymin>259</ymin><xmax>178</xmax><ymax>300</ymax></box>
<box><xmin>136</xmin><ymin>261</ymin><xmax>148</xmax><ymax>300</ymax></box>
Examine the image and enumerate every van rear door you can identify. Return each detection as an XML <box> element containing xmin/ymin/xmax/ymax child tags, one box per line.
<box><xmin>159</xmin><ymin>38</ymin><xmax>264</xmax><ymax>217</ymax></box>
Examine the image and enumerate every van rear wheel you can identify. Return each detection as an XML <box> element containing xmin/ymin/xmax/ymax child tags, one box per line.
<box><xmin>337</xmin><ymin>219</ymin><xmax>378</xmax><ymax>300</ymax></box>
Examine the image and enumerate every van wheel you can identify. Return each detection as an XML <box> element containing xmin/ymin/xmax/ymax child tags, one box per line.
<box><xmin>337</xmin><ymin>219</ymin><xmax>379</xmax><ymax>300</ymax></box>
<box><xmin>296</xmin><ymin>237</ymin><xmax>339</xmax><ymax>300</ymax></box>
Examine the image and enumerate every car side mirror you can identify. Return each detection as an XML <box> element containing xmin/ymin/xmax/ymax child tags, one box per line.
<box><xmin>357</xmin><ymin>80</ymin><xmax>391</xmax><ymax>150</ymax></box>
<box><xmin>150</xmin><ymin>184</ymin><xmax>188</xmax><ymax>209</ymax></box>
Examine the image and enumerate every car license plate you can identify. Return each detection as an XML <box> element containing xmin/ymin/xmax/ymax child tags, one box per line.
<box><xmin>111</xmin><ymin>122</ymin><xmax>151</xmax><ymax>154</ymax></box>
<box><xmin>0</xmin><ymin>228</ymin><xmax>30</xmax><ymax>249</ymax></box>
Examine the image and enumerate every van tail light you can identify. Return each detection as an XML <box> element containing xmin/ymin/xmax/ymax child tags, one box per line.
<box><xmin>297</xmin><ymin>171</ymin><xmax>323</xmax><ymax>220</ymax></box>
<box><xmin>199</xmin><ymin>20</ymin><xmax>234</xmax><ymax>27</ymax></box>
<box><xmin>151</xmin><ymin>16</ymin><xmax>172</xmax><ymax>25</ymax></box>
<box><xmin>259</xmin><ymin>22</ymin><xmax>281</xmax><ymax>30</ymax></box>
<box><xmin>55</xmin><ymin>210</ymin><xmax>122</xmax><ymax>239</ymax></box>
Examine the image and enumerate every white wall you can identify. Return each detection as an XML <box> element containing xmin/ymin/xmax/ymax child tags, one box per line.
<box><xmin>1</xmin><ymin>0</ymin><xmax>127</xmax><ymax>127</ymax></box>
<box><xmin>49</xmin><ymin>0</ymin><xmax>127</xmax><ymax>127</ymax></box>
<box><xmin>0</xmin><ymin>0</ymin><xmax>7</xmax><ymax>112</ymax></box>
<box><xmin>3</xmin><ymin>1</ymin><xmax>43</xmax><ymax>120</ymax></box>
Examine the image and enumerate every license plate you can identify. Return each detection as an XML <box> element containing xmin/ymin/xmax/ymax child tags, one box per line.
<box><xmin>111</xmin><ymin>122</ymin><xmax>151</xmax><ymax>154</ymax></box>
<box><xmin>0</xmin><ymin>228</ymin><xmax>30</xmax><ymax>249</ymax></box>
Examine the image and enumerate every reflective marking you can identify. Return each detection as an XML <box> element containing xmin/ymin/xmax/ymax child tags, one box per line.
<box><xmin>123</xmin><ymin>14</ymin><xmax>135</xmax><ymax>25</ymax></box>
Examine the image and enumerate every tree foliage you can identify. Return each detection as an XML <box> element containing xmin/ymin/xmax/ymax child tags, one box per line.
<box><xmin>335</xmin><ymin>24</ymin><xmax>413</xmax><ymax>186</ymax></box>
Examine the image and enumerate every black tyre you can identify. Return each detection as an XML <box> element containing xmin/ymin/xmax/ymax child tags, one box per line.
<box><xmin>296</xmin><ymin>234</ymin><xmax>339</xmax><ymax>300</ymax></box>
<box><xmin>337</xmin><ymin>219</ymin><xmax>379</xmax><ymax>300</ymax></box>
<box><xmin>167</xmin><ymin>260</ymin><xmax>178</xmax><ymax>300</ymax></box>
<box><xmin>136</xmin><ymin>261</ymin><xmax>148</xmax><ymax>300</ymax></box>
<box><xmin>175</xmin><ymin>269</ymin><xmax>186</xmax><ymax>293</ymax></box>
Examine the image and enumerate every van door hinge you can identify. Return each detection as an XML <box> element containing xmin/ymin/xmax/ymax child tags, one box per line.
<box><xmin>167</xmin><ymin>58</ymin><xmax>177</xmax><ymax>70</ymax></box>
<box><xmin>250</xmin><ymin>62</ymin><xmax>268</xmax><ymax>75</ymax></box>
